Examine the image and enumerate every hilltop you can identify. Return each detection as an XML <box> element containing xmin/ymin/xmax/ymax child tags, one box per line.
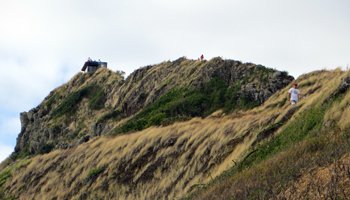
<box><xmin>14</xmin><ymin>57</ymin><xmax>292</xmax><ymax>156</ymax></box>
<box><xmin>1</xmin><ymin>57</ymin><xmax>350</xmax><ymax>199</ymax></box>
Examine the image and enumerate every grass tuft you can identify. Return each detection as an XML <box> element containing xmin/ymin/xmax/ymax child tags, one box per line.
<box><xmin>85</xmin><ymin>166</ymin><xmax>107</xmax><ymax>183</ymax></box>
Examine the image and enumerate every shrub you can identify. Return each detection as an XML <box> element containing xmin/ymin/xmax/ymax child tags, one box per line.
<box><xmin>38</xmin><ymin>143</ymin><xmax>55</xmax><ymax>154</ymax></box>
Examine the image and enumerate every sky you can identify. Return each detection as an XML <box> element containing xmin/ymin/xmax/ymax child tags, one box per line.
<box><xmin>0</xmin><ymin>0</ymin><xmax>349</xmax><ymax>162</ymax></box>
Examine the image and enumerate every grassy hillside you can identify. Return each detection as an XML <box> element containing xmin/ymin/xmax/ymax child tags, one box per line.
<box><xmin>15</xmin><ymin>57</ymin><xmax>292</xmax><ymax>156</ymax></box>
<box><xmin>185</xmin><ymin>69</ymin><xmax>350</xmax><ymax>199</ymax></box>
<box><xmin>1</xmin><ymin>69</ymin><xmax>349</xmax><ymax>199</ymax></box>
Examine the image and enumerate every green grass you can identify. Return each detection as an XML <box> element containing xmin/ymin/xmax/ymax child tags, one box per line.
<box><xmin>184</xmin><ymin>96</ymin><xmax>349</xmax><ymax>200</ymax></box>
<box><xmin>51</xmin><ymin>85</ymin><xmax>106</xmax><ymax>118</ymax></box>
<box><xmin>85</xmin><ymin>166</ymin><xmax>106</xmax><ymax>183</ymax></box>
<box><xmin>10</xmin><ymin>150</ymin><xmax>30</xmax><ymax>161</ymax></box>
<box><xmin>114</xmin><ymin>78</ymin><xmax>261</xmax><ymax>134</ymax></box>
<box><xmin>0</xmin><ymin>169</ymin><xmax>11</xmax><ymax>188</ymax></box>
<box><xmin>235</xmin><ymin>106</ymin><xmax>325</xmax><ymax>172</ymax></box>
<box><xmin>0</xmin><ymin>169</ymin><xmax>16</xmax><ymax>199</ymax></box>
<box><xmin>0</xmin><ymin>158</ymin><xmax>31</xmax><ymax>199</ymax></box>
<box><xmin>202</xmin><ymin>105</ymin><xmax>327</xmax><ymax>190</ymax></box>
<box><xmin>88</xmin><ymin>86</ymin><xmax>106</xmax><ymax>110</ymax></box>
<box><xmin>45</xmin><ymin>92</ymin><xmax>60</xmax><ymax>110</ymax></box>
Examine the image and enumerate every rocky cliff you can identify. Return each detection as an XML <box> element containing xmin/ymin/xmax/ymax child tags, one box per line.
<box><xmin>14</xmin><ymin>57</ymin><xmax>293</xmax><ymax>156</ymax></box>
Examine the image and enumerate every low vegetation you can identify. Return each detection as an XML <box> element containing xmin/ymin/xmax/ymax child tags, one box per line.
<box><xmin>88</xmin><ymin>86</ymin><xmax>106</xmax><ymax>110</ymax></box>
<box><xmin>15</xmin><ymin>59</ymin><xmax>292</xmax><ymax>158</ymax></box>
<box><xmin>85</xmin><ymin>166</ymin><xmax>107</xmax><ymax>183</ymax></box>
<box><xmin>2</xmin><ymin>64</ymin><xmax>349</xmax><ymax>199</ymax></box>
<box><xmin>0</xmin><ymin>158</ymin><xmax>31</xmax><ymax>200</ymax></box>
<box><xmin>114</xmin><ymin>78</ymin><xmax>260</xmax><ymax>134</ymax></box>
<box><xmin>45</xmin><ymin>92</ymin><xmax>60</xmax><ymax>110</ymax></box>
<box><xmin>0</xmin><ymin>169</ymin><xmax>11</xmax><ymax>188</ymax></box>
<box><xmin>237</xmin><ymin>106</ymin><xmax>325</xmax><ymax>172</ymax></box>
<box><xmin>190</xmin><ymin>130</ymin><xmax>350</xmax><ymax>199</ymax></box>
<box><xmin>97</xmin><ymin>110</ymin><xmax>123</xmax><ymax>123</ymax></box>
<box><xmin>10</xmin><ymin>149</ymin><xmax>30</xmax><ymax>161</ymax></box>
<box><xmin>51</xmin><ymin>84</ymin><xmax>106</xmax><ymax>118</ymax></box>
<box><xmin>186</xmin><ymin>85</ymin><xmax>350</xmax><ymax>199</ymax></box>
<box><xmin>1</xmin><ymin>69</ymin><xmax>349</xmax><ymax>200</ymax></box>
<box><xmin>38</xmin><ymin>143</ymin><xmax>55</xmax><ymax>154</ymax></box>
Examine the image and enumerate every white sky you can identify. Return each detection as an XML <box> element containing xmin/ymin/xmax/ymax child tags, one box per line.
<box><xmin>0</xmin><ymin>0</ymin><xmax>349</xmax><ymax>162</ymax></box>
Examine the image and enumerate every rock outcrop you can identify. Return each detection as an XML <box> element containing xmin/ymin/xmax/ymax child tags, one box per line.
<box><xmin>113</xmin><ymin>57</ymin><xmax>292</xmax><ymax>116</ymax></box>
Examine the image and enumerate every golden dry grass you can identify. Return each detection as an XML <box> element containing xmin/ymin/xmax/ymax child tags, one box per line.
<box><xmin>4</xmin><ymin>111</ymin><xmax>276</xmax><ymax>199</ymax></box>
<box><xmin>189</xmin><ymin>69</ymin><xmax>350</xmax><ymax>200</ymax></box>
<box><xmin>278</xmin><ymin>153</ymin><xmax>350</xmax><ymax>199</ymax></box>
<box><xmin>193</xmin><ymin>130</ymin><xmax>350</xmax><ymax>200</ymax></box>
<box><xmin>2</xmin><ymin>69</ymin><xmax>350</xmax><ymax>200</ymax></box>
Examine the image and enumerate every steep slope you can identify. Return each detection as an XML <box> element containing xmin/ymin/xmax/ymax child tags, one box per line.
<box><xmin>186</xmin><ymin>69</ymin><xmax>350</xmax><ymax>200</ymax></box>
<box><xmin>15</xmin><ymin>68</ymin><xmax>125</xmax><ymax>155</ymax></box>
<box><xmin>1</xmin><ymin>66</ymin><xmax>350</xmax><ymax>199</ymax></box>
<box><xmin>14</xmin><ymin>57</ymin><xmax>292</xmax><ymax>156</ymax></box>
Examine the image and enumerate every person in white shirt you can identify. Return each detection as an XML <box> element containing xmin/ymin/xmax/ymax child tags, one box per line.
<box><xmin>288</xmin><ymin>83</ymin><xmax>300</xmax><ymax>105</ymax></box>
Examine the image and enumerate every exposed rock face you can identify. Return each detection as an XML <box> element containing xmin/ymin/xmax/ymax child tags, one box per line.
<box><xmin>15</xmin><ymin>69</ymin><xmax>125</xmax><ymax>154</ymax></box>
<box><xmin>19</xmin><ymin>112</ymin><xmax>29</xmax><ymax>131</ymax></box>
<box><xmin>338</xmin><ymin>76</ymin><xmax>350</xmax><ymax>94</ymax></box>
<box><xmin>14</xmin><ymin>57</ymin><xmax>293</xmax><ymax>155</ymax></box>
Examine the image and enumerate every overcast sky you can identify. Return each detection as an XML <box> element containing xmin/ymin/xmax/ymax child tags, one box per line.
<box><xmin>0</xmin><ymin>0</ymin><xmax>349</xmax><ymax>162</ymax></box>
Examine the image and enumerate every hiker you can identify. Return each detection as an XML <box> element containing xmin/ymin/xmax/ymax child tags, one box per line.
<box><xmin>200</xmin><ymin>54</ymin><xmax>204</xmax><ymax>61</ymax></box>
<box><xmin>288</xmin><ymin>83</ymin><xmax>300</xmax><ymax>105</ymax></box>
